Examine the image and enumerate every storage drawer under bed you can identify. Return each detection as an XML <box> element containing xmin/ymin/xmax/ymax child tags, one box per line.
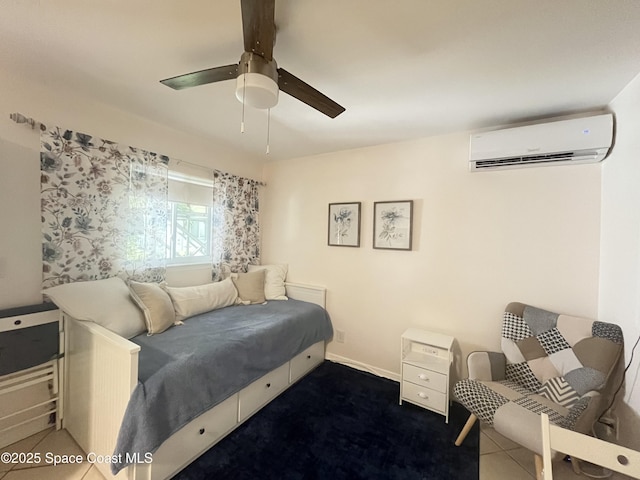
<box><xmin>289</xmin><ymin>341</ymin><xmax>324</xmax><ymax>383</ymax></box>
<box><xmin>238</xmin><ymin>362</ymin><xmax>289</xmax><ymax>422</ymax></box>
<box><xmin>147</xmin><ymin>393</ymin><xmax>238</xmax><ymax>480</ymax></box>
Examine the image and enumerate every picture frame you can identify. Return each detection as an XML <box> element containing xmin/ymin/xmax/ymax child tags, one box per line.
<box><xmin>373</xmin><ymin>200</ymin><xmax>413</xmax><ymax>250</ymax></box>
<box><xmin>328</xmin><ymin>202</ymin><xmax>361</xmax><ymax>247</ymax></box>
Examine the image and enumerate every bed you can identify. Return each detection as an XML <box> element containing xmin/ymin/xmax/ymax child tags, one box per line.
<box><xmin>58</xmin><ymin>281</ymin><xmax>331</xmax><ymax>480</ymax></box>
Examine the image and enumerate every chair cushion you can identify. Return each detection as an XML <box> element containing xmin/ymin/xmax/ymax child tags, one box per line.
<box><xmin>493</xmin><ymin>393</ymin><xmax>595</xmax><ymax>455</ymax></box>
<box><xmin>454</xmin><ymin>379</ymin><xmax>565</xmax><ymax>425</ymax></box>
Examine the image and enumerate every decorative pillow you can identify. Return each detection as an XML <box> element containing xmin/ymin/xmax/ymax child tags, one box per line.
<box><xmin>247</xmin><ymin>264</ymin><xmax>288</xmax><ymax>300</ymax></box>
<box><xmin>232</xmin><ymin>270</ymin><xmax>266</xmax><ymax>304</ymax></box>
<box><xmin>164</xmin><ymin>278</ymin><xmax>238</xmax><ymax>321</ymax></box>
<box><xmin>129</xmin><ymin>281</ymin><xmax>176</xmax><ymax>335</ymax></box>
<box><xmin>43</xmin><ymin>277</ymin><xmax>146</xmax><ymax>339</ymax></box>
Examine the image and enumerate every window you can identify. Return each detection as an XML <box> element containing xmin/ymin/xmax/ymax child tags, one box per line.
<box><xmin>166</xmin><ymin>201</ymin><xmax>212</xmax><ymax>265</ymax></box>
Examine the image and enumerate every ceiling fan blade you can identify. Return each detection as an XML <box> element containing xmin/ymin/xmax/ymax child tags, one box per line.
<box><xmin>160</xmin><ymin>64</ymin><xmax>239</xmax><ymax>90</ymax></box>
<box><xmin>241</xmin><ymin>0</ymin><xmax>275</xmax><ymax>61</ymax></box>
<box><xmin>277</xmin><ymin>68</ymin><xmax>345</xmax><ymax>118</ymax></box>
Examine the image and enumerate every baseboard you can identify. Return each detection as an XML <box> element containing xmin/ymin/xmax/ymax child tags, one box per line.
<box><xmin>325</xmin><ymin>353</ymin><xmax>400</xmax><ymax>382</ymax></box>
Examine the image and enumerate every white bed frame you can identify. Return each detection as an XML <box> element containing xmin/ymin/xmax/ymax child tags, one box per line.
<box><xmin>63</xmin><ymin>282</ymin><xmax>327</xmax><ymax>480</ymax></box>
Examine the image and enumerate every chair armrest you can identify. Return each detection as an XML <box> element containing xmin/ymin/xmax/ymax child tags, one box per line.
<box><xmin>467</xmin><ymin>351</ymin><xmax>506</xmax><ymax>381</ymax></box>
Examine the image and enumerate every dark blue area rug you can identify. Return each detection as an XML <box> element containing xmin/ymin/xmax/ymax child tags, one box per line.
<box><xmin>174</xmin><ymin>361</ymin><xmax>479</xmax><ymax>480</ymax></box>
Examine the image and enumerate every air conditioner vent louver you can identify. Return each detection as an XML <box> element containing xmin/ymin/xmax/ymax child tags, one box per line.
<box><xmin>469</xmin><ymin>114</ymin><xmax>614</xmax><ymax>171</ymax></box>
<box><xmin>474</xmin><ymin>151</ymin><xmax>600</xmax><ymax>170</ymax></box>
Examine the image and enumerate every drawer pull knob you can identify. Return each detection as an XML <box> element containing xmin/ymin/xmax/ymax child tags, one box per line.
<box><xmin>307</xmin><ymin>355</ymin><xmax>311</xmax><ymax>359</ymax></box>
<box><xmin>14</xmin><ymin>319</ymin><xmax>22</xmax><ymax>326</ymax></box>
<box><xmin>418</xmin><ymin>392</ymin><xmax>429</xmax><ymax>399</ymax></box>
<box><xmin>199</xmin><ymin>428</ymin><xmax>205</xmax><ymax>435</ymax></box>
<box><xmin>418</xmin><ymin>374</ymin><xmax>429</xmax><ymax>381</ymax></box>
<box><xmin>266</xmin><ymin>383</ymin><xmax>271</xmax><ymax>388</ymax></box>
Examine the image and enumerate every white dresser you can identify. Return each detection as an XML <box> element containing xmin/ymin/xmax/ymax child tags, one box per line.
<box><xmin>400</xmin><ymin>328</ymin><xmax>454</xmax><ymax>423</ymax></box>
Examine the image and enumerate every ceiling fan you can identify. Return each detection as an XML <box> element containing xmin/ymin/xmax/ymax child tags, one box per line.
<box><xmin>160</xmin><ymin>0</ymin><xmax>345</xmax><ymax>119</ymax></box>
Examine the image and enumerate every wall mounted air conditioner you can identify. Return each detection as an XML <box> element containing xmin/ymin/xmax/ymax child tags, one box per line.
<box><xmin>469</xmin><ymin>113</ymin><xmax>614</xmax><ymax>171</ymax></box>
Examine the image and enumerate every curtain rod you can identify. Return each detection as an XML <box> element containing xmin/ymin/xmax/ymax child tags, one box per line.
<box><xmin>9</xmin><ymin>112</ymin><xmax>265</xmax><ymax>187</ymax></box>
<box><xmin>176</xmin><ymin>160</ymin><xmax>266</xmax><ymax>187</ymax></box>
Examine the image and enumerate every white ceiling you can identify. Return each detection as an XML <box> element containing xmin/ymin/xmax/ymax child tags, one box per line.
<box><xmin>2</xmin><ymin>0</ymin><xmax>640</xmax><ymax>162</ymax></box>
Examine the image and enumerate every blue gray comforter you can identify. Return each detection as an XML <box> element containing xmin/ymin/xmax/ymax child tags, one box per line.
<box><xmin>111</xmin><ymin>299</ymin><xmax>332</xmax><ymax>474</ymax></box>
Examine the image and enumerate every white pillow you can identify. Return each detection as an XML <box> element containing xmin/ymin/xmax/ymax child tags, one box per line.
<box><xmin>43</xmin><ymin>277</ymin><xmax>146</xmax><ymax>339</ymax></box>
<box><xmin>247</xmin><ymin>264</ymin><xmax>288</xmax><ymax>300</ymax></box>
<box><xmin>164</xmin><ymin>278</ymin><xmax>238</xmax><ymax>321</ymax></box>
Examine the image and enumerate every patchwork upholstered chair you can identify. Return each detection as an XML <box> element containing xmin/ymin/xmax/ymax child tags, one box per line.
<box><xmin>454</xmin><ymin>302</ymin><xmax>624</xmax><ymax>480</ymax></box>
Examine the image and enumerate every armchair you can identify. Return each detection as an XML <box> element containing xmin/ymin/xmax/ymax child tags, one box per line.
<box><xmin>453</xmin><ymin>302</ymin><xmax>624</xmax><ymax>480</ymax></box>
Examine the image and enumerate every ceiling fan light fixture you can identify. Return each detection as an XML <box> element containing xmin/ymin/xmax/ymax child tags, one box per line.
<box><xmin>160</xmin><ymin>2</ymin><xmax>345</xmax><ymax>119</ymax></box>
<box><xmin>235</xmin><ymin>72</ymin><xmax>279</xmax><ymax>109</ymax></box>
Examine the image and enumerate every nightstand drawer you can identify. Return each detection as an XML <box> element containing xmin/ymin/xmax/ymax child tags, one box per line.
<box><xmin>402</xmin><ymin>381</ymin><xmax>447</xmax><ymax>413</ymax></box>
<box><xmin>403</xmin><ymin>363</ymin><xmax>447</xmax><ymax>393</ymax></box>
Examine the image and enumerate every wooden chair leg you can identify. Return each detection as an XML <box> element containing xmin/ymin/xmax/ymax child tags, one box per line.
<box><xmin>454</xmin><ymin>413</ymin><xmax>477</xmax><ymax>446</ymax></box>
<box><xmin>534</xmin><ymin>454</ymin><xmax>544</xmax><ymax>480</ymax></box>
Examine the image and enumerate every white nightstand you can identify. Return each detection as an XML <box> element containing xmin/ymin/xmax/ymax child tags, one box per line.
<box><xmin>400</xmin><ymin>328</ymin><xmax>454</xmax><ymax>423</ymax></box>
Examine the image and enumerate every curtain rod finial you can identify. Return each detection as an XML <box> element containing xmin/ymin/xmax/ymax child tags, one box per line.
<box><xmin>10</xmin><ymin>113</ymin><xmax>27</xmax><ymax>123</ymax></box>
<box><xmin>10</xmin><ymin>113</ymin><xmax>38</xmax><ymax>129</ymax></box>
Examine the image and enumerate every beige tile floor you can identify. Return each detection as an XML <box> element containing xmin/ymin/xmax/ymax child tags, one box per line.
<box><xmin>1</xmin><ymin>424</ymin><xmax>622</xmax><ymax>480</ymax></box>
<box><xmin>481</xmin><ymin>422</ymin><xmax>550</xmax><ymax>479</ymax></box>
<box><xmin>0</xmin><ymin>428</ymin><xmax>105</xmax><ymax>480</ymax></box>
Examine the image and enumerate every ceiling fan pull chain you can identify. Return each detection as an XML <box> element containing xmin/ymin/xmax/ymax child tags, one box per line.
<box><xmin>240</xmin><ymin>64</ymin><xmax>247</xmax><ymax>133</ymax></box>
<box><xmin>266</xmin><ymin>108</ymin><xmax>271</xmax><ymax>155</ymax></box>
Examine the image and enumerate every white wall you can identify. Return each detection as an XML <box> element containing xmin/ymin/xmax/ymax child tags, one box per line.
<box><xmin>599</xmin><ymin>71</ymin><xmax>640</xmax><ymax>445</ymax></box>
<box><xmin>0</xmin><ymin>137</ymin><xmax>43</xmax><ymax>308</ymax></box>
<box><xmin>261</xmin><ymin>132</ymin><xmax>602</xmax><ymax>379</ymax></box>
<box><xmin>0</xmin><ymin>70</ymin><xmax>262</xmax><ymax>309</ymax></box>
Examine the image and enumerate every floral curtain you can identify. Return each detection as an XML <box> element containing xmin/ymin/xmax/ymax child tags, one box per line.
<box><xmin>211</xmin><ymin>170</ymin><xmax>260</xmax><ymax>281</ymax></box>
<box><xmin>41</xmin><ymin>127</ymin><xmax>169</xmax><ymax>288</ymax></box>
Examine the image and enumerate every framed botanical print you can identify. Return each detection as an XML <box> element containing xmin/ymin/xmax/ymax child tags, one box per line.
<box><xmin>373</xmin><ymin>200</ymin><xmax>413</xmax><ymax>250</ymax></box>
<box><xmin>328</xmin><ymin>202</ymin><xmax>361</xmax><ymax>247</ymax></box>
